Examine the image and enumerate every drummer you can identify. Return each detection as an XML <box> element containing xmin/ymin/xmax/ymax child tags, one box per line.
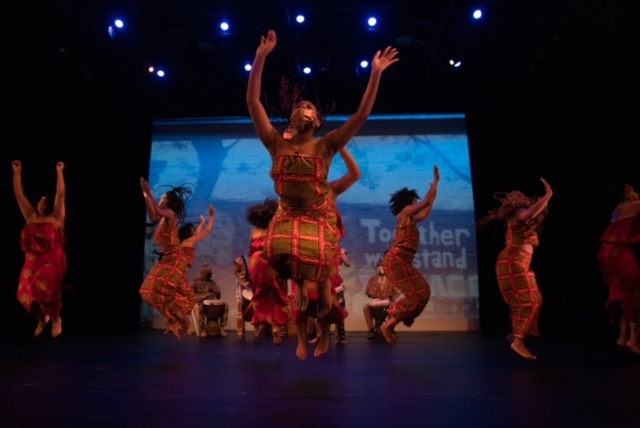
<box><xmin>191</xmin><ymin>263</ymin><xmax>229</xmax><ymax>337</ymax></box>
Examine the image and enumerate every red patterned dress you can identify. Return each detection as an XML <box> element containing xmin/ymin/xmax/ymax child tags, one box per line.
<box><xmin>495</xmin><ymin>220</ymin><xmax>542</xmax><ymax>338</ymax></box>
<box><xmin>17</xmin><ymin>222</ymin><xmax>67</xmax><ymax>316</ymax></box>
<box><xmin>598</xmin><ymin>217</ymin><xmax>640</xmax><ymax>323</ymax></box>
<box><xmin>247</xmin><ymin>236</ymin><xmax>290</xmax><ymax>327</ymax></box>
<box><xmin>139</xmin><ymin>245</ymin><xmax>196</xmax><ymax>324</ymax></box>
<box><xmin>380</xmin><ymin>221</ymin><xmax>430</xmax><ymax>326</ymax></box>
<box><xmin>265</xmin><ymin>154</ymin><xmax>340</xmax><ymax>284</ymax></box>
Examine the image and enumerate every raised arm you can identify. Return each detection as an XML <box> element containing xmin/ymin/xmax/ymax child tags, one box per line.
<box><xmin>12</xmin><ymin>160</ymin><xmax>36</xmax><ymax>222</ymax></box>
<box><xmin>187</xmin><ymin>205</ymin><xmax>216</xmax><ymax>245</ymax></box>
<box><xmin>52</xmin><ymin>161</ymin><xmax>66</xmax><ymax>224</ymax></box>
<box><xmin>515</xmin><ymin>178</ymin><xmax>553</xmax><ymax>221</ymax></box>
<box><xmin>400</xmin><ymin>165</ymin><xmax>440</xmax><ymax>223</ymax></box>
<box><xmin>140</xmin><ymin>178</ymin><xmax>176</xmax><ymax>223</ymax></box>
<box><xmin>195</xmin><ymin>214</ymin><xmax>206</xmax><ymax>235</ymax></box>
<box><xmin>328</xmin><ymin>146</ymin><xmax>362</xmax><ymax>203</ymax></box>
<box><xmin>323</xmin><ymin>46</ymin><xmax>399</xmax><ymax>153</ymax></box>
<box><xmin>246</xmin><ymin>29</ymin><xmax>280</xmax><ymax>150</ymax></box>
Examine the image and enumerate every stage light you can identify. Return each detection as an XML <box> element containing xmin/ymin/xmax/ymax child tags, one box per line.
<box><xmin>107</xmin><ymin>19</ymin><xmax>124</xmax><ymax>40</ymax></box>
<box><xmin>367</xmin><ymin>17</ymin><xmax>377</xmax><ymax>27</ymax></box>
<box><xmin>244</xmin><ymin>63</ymin><xmax>252</xmax><ymax>71</ymax></box>
<box><xmin>296</xmin><ymin>15</ymin><xmax>305</xmax><ymax>24</ymax></box>
<box><xmin>148</xmin><ymin>66</ymin><xmax>155</xmax><ymax>73</ymax></box>
<box><xmin>360</xmin><ymin>60</ymin><xmax>369</xmax><ymax>68</ymax></box>
<box><xmin>303</xmin><ymin>66</ymin><xmax>311</xmax><ymax>75</ymax></box>
<box><xmin>220</xmin><ymin>21</ymin><xmax>229</xmax><ymax>31</ymax></box>
<box><xmin>473</xmin><ymin>10</ymin><xmax>482</xmax><ymax>20</ymax></box>
<box><xmin>157</xmin><ymin>70</ymin><xmax>165</xmax><ymax>77</ymax></box>
<box><xmin>449</xmin><ymin>59</ymin><xmax>462</xmax><ymax>68</ymax></box>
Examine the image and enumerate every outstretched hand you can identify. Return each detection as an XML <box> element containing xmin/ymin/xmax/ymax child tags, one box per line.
<box><xmin>140</xmin><ymin>177</ymin><xmax>153</xmax><ymax>198</ymax></box>
<box><xmin>56</xmin><ymin>162</ymin><xmax>65</xmax><ymax>172</ymax></box>
<box><xmin>208</xmin><ymin>204</ymin><xmax>215</xmax><ymax>217</ymax></box>
<box><xmin>432</xmin><ymin>164</ymin><xmax>440</xmax><ymax>184</ymax></box>
<box><xmin>256</xmin><ymin>29</ymin><xmax>277</xmax><ymax>57</ymax></box>
<box><xmin>11</xmin><ymin>160</ymin><xmax>21</xmax><ymax>172</ymax></box>
<box><xmin>540</xmin><ymin>177</ymin><xmax>553</xmax><ymax>196</ymax></box>
<box><xmin>372</xmin><ymin>46</ymin><xmax>400</xmax><ymax>73</ymax></box>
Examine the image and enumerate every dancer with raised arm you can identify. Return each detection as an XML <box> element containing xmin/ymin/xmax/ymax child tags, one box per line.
<box><xmin>379</xmin><ymin>165</ymin><xmax>440</xmax><ymax>346</ymax></box>
<box><xmin>13</xmin><ymin>160</ymin><xmax>67</xmax><ymax>338</ymax></box>
<box><xmin>247</xmin><ymin>29</ymin><xmax>397</xmax><ymax>359</ymax></box>
<box><xmin>140</xmin><ymin>180</ymin><xmax>216</xmax><ymax>339</ymax></box>
<box><xmin>476</xmin><ymin>178</ymin><xmax>553</xmax><ymax>360</ymax></box>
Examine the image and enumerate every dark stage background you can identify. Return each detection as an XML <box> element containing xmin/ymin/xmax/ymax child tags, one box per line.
<box><xmin>2</xmin><ymin>1</ymin><xmax>639</xmax><ymax>343</ymax></box>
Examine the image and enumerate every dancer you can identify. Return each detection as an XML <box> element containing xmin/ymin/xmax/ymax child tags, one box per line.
<box><xmin>12</xmin><ymin>160</ymin><xmax>67</xmax><ymax>338</ymax></box>
<box><xmin>379</xmin><ymin>165</ymin><xmax>440</xmax><ymax>346</ymax></box>
<box><xmin>476</xmin><ymin>177</ymin><xmax>553</xmax><ymax>360</ymax></box>
<box><xmin>245</xmin><ymin>197</ymin><xmax>290</xmax><ymax>345</ymax></box>
<box><xmin>246</xmin><ymin>29</ymin><xmax>398</xmax><ymax>358</ymax></box>
<box><xmin>140</xmin><ymin>183</ymin><xmax>215</xmax><ymax>339</ymax></box>
<box><xmin>597</xmin><ymin>181</ymin><xmax>640</xmax><ymax>354</ymax></box>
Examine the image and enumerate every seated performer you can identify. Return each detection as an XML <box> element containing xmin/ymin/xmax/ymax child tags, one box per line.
<box><xmin>246</xmin><ymin>29</ymin><xmax>398</xmax><ymax>360</ymax></box>
<box><xmin>191</xmin><ymin>263</ymin><xmax>228</xmax><ymax>337</ymax></box>
<box><xmin>364</xmin><ymin>262</ymin><xmax>402</xmax><ymax>339</ymax></box>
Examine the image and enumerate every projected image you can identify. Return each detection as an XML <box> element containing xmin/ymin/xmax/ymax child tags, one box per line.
<box><xmin>143</xmin><ymin>115</ymin><xmax>478</xmax><ymax>332</ymax></box>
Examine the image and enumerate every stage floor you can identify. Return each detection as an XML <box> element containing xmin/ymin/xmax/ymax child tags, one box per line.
<box><xmin>1</xmin><ymin>329</ymin><xmax>638</xmax><ymax>428</ymax></box>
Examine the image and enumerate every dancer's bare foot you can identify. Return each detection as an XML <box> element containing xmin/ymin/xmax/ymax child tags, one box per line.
<box><xmin>625</xmin><ymin>341</ymin><xmax>640</xmax><ymax>354</ymax></box>
<box><xmin>34</xmin><ymin>315</ymin><xmax>50</xmax><ymax>337</ymax></box>
<box><xmin>510</xmin><ymin>338</ymin><xmax>537</xmax><ymax>360</ymax></box>
<box><xmin>256</xmin><ymin>324</ymin><xmax>266</xmax><ymax>339</ymax></box>
<box><xmin>165</xmin><ymin>318</ymin><xmax>180</xmax><ymax>339</ymax></box>
<box><xmin>314</xmin><ymin>330</ymin><xmax>330</xmax><ymax>357</ymax></box>
<box><xmin>296</xmin><ymin>341</ymin><xmax>308</xmax><ymax>360</ymax></box>
<box><xmin>179</xmin><ymin>318</ymin><xmax>191</xmax><ymax>339</ymax></box>
<box><xmin>293</xmin><ymin>283</ymin><xmax>309</xmax><ymax>312</ymax></box>
<box><xmin>51</xmin><ymin>316</ymin><xmax>62</xmax><ymax>338</ymax></box>
<box><xmin>381</xmin><ymin>321</ymin><xmax>398</xmax><ymax>346</ymax></box>
<box><xmin>272</xmin><ymin>327</ymin><xmax>282</xmax><ymax>346</ymax></box>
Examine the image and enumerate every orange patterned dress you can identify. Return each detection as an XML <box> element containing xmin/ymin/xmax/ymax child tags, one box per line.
<box><xmin>139</xmin><ymin>246</ymin><xmax>196</xmax><ymax>323</ymax></box>
<box><xmin>495</xmin><ymin>220</ymin><xmax>542</xmax><ymax>338</ymax></box>
<box><xmin>17</xmin><ymin>223</ymin><xmax>67</xmax><ymax>316</ymax></box>
<box><xmin>265</xmin><ymin>154</ymin><xmax>340</xmax><ymax>284</ymax></box>
<box><xmin>380</xmin><ymin>222</ymin><xmax>430</xmax><ymax>326</ymax></box>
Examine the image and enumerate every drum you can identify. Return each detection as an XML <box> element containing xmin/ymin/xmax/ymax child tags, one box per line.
<box><xmin>241</xmin><ymin>289</ymin><xmax>253</xmax><ymax>312</ymax></box>
<box><xmin>203</xmin><ymin>300</ymin><xmax>226</xmax><ymax>319</ymax></box>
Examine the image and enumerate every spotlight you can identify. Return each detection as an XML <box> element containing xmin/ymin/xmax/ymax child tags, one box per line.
<box><xmin>296</xmin><ymin>15</ymin><xmax>305</xmax><ymax>24</ymax></box>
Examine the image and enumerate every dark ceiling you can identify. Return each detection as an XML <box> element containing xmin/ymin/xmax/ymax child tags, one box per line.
<box><xmin>3</xmin><ymin>1</ymin><xmax>639</xmax><ymax>121</ymax></box>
